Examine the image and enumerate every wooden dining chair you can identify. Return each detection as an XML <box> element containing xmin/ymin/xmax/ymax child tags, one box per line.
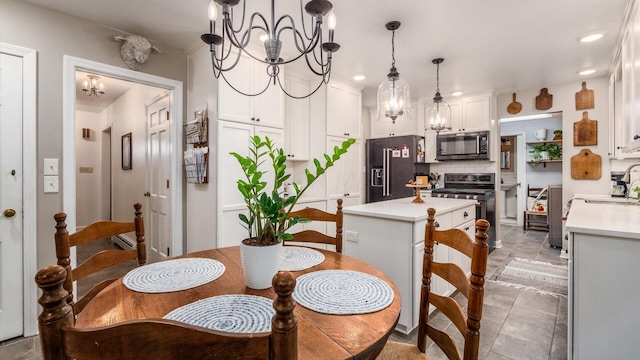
<box><xmin>35</xmin><ymin>265</ymin><xmax>298</xmax><ymax>360</ymax></box>
<box><xmin>378</xmin><ymin>208</ymin><xmax>490</xmax><ymax>360</ymax></box>
<box><xmin>524</xmin><ymin>185</ymin><xmax>548</xmax><ymax>231</ymax></box>
<box><xmin>54</xmin><ymin>203</ymin><xmax>145</xmax><ymax>314</ymax></box>
<box><xmin>286</xmin><ymin>198</ymin><xmax>343</xmax><ymax>252</ymax></box>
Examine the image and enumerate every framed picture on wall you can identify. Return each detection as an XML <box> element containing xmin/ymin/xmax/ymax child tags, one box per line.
<box><xmin>122</xmin><ymin>132</ymin><xmax>132</xmax><ymax>170</ymax></box>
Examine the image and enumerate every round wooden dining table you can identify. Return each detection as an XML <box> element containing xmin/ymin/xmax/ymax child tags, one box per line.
<box><xmin>76</xmin><ymin>246</ymin><xmax>401</xmax><ymax>360</ymax></box>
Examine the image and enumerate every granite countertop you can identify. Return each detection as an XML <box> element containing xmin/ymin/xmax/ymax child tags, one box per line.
<box><xmin>342</xmin><ymin>197</ymin><xmax>477</xmax><ymax>222</ymax></box>
<box><xmin>566</xmin><ymin>194</ymin><xmax>640</xmax><ymax>239</ymax></box>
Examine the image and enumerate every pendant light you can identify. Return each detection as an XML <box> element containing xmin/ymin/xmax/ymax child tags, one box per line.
<box><xmin>377</xmin><ymin>21</ymin><xmax>411</xmax><ymax>123</ymax></box>
<box><xmin>425</xmin><ymin>58</ymin><xmax>451</xmax><ymax>133</ymax></box>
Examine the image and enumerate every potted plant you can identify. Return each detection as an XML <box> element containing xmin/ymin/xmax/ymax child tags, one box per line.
<box><xmin>230</xmin><ymin>135</ymin><xmax>355</xmax><ymax>289</ymax></box>
<box><xmin>546</xmin><ymin>142</ymin><xmax>562</xmax><ymax>160</ymax></box>
<box><xmin>529</xmin><ymin>144</ymin><xmax>549</xmax><ymax>164</ymax></box>
<box><xmin>553</xmin><ymin>129</ymin><xmax>563</xmax><ymax>140</ymax></box>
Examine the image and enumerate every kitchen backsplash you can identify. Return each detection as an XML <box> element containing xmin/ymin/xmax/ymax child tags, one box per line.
<box><xmin>429</xmin><ymin>161</ymin><xmax>496</xmax><ymax>187</ymax></box>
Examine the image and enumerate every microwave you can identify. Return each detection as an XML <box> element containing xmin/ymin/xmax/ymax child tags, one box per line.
<box><xmin>436</xmin><ymin>131</ymin><xmax>490</xmax><ymax>161</ymax></box>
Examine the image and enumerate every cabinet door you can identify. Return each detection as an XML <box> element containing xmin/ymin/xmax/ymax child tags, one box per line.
<box><xmin>254</xmin><ymin>61</ymin><xmax>284</xmax><ymax>128</ymax></box>
<box><xmin>218</xmin><ymin>51</ymin><xmax>254</xmax><ymax>123</ymax></box>
<box><xmin>623</xmin><ymin>25</ymin><xmax>634</xmax><ymax>148</ymax></box>
<box><xmin>424</xmin><ymin>130</ymin><xmax>439</xmax><ymax>163</ymax></box>
<box><xmin>413</xmin><ymin>241</ymin><xmax>425</xmax><ymax>327</ymax></box>
<box><xmin>218</xmin><ymin>209</ymin><xmax>249</xmax><ymax>248</ymax></box>
<box><xmin>447</xmin><ymin>99</ymin><xmax>463</xmax><ymax>132</ymax></box>
<box><xmin>343</xmin><ymin>87</ymin><xmax>362</xmax><ymax>138</ymax></box>
<box><xmin>218</xmin><ymin>121</ymin><xmax>253</xmax><ymax>208</ymax></box>
<box><xmin>326</xmin><ymin>136</ymin><xmax>346</xmax><ymax>198</ymax></box>
<box><xmin>285</xmin><ymin>78</ymin><xmax>310</xmax><ymax>160</ymax></box>
<box><xmin>432</xmin><ymin>242</ymin><xmax>451</xmax><ymax>296</ymax></box>
<box><xmin>326</xmin><ymin>83</ymin><xmax>345</xmax><ymax>137</ymax></box>
<box><xmin>343</xmin><ymin>139</ymin><xmax>362</xmax><ymax>198</ymax></box>
<box><xmin>462</xmin><ymin>94</ymin><xmax>490</xmax><ymax>132</ymax></box>
<box><xmin>459</xmin><ymin>220</ymin><xmax>475</xmax><ymax>276</ymax></box>
<box><xmin>255</xmin><ymin>126</ymin><xmax>285</xmax><ymax>194</ymax></box>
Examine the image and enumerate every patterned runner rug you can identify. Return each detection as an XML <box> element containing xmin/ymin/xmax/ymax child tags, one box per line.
<box><xmin>491</xmin><ymin>258</ymin><xmax>568</xmax><ymax>296</ymax></box>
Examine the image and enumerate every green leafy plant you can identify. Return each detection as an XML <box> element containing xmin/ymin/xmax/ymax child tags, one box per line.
<box><xmin>230</xmin><ymin>136</ymin><xmax>355</xmax><ymax>246</ymax></box>
<box><xmin>529</xmin><ymin>143</ymin><xmax>562</xmax><ymax>165</ymax></box>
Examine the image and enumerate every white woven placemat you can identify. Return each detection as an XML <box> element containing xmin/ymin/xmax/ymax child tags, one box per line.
<box><xmin>279</xmin><ymin>246</ymin><xmax>325</xmax><ymax>271</ymax></box>
<box><xmin>293</xmin><ymin>270</ymin><xmax>394</xmax><ymax>315</ymax></box>
<box><xmin>164</xmin><ymin>295</ymin><xmax>274</xmax><ymax>333</ymax></box>
<box><xmin>123</xmin><ymin>258</ymin><xmax>225</xmax><ymax>293</ymax></box>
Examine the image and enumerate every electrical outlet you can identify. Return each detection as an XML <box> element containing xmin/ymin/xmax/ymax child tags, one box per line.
<box><xmin>344</xmin><ymin>230</ymin><xmax>358</xmax><ymax>243</ymax></box>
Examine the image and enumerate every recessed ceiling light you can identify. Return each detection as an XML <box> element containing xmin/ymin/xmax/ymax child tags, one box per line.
<box><xmin>353</xmin><ymin>75</ymin><xmax>366</xmax><ymax>81</ymax></box>
<box><xmin>579</xmin><ymin>69</ymin><xmax>596</xmax><ymax>75</ymax></box>
<box><xmin>579</xmin><ymin>34</ymin><xmax>603</xmax><ymax>43</ymax></box>
<box><xmin>450</xmin><ymin>90</ymin><xmax>464</xmax><ymax>96</ymax></box>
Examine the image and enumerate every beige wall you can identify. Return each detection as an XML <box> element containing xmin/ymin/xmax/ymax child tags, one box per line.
<box><xmin>0</xmin><ymin>0</ymin><xmax>188</xmax><ymax>269</ymax></box>
<box><xmin>75</xmin><ymin>110</ymin><xmax>102</xmax><ymax>227</ymax></box>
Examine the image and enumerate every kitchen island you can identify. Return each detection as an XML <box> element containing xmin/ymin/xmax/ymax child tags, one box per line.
<box><xmin>342</xmin><ymin>197</ymin><xmax>477</xmax><ymax>334</ymax></box>
<box><xmin>565</xmin><ymin>195</ymin><xmax>640</xmax><ymax>360</ymax></box>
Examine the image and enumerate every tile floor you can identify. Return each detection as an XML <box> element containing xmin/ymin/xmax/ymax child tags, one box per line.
<box><xmin>2</xmin><ymin>225</ymin><xmax>568</xmax><ymax>360</ymax></box>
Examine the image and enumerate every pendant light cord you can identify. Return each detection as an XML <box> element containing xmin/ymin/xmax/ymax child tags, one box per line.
<box><xmin>436</xmin><ymin>62</ymin><xmax>440</xmax><ymax>93</ymax></box>
<box><xmin>391</xmin><ymin>29</ymin><xmax>396</xmax><ymax>68</ymax></box>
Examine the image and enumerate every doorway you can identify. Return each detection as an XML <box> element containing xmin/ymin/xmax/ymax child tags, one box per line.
<box><xmin>0</xmin><ymin>43</ymin><xmax>37</xmax><ymax>339</ymax></box>
<box><xmin>499</xmin><ymin>132</ymin><xmax>527</xmax><ymax>227</ymax></box>
<box><xmin>63</xmin><ymin>56</ymin><xmax>184</xmax><ymax>265</ymax></box>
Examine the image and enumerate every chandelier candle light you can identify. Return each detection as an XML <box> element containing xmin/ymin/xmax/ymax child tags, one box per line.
<box><xmin>201</xmin><ymin>0</ymin><xmax>340</xmax><ymax>99</ymax></box>
<box><xmin>82</xmin><ymin>75</ymin><xmax>105</xmax><ymax>98</ymax></box>
<box><xmin>426</xmin><ymin>58</ymin><xmax>452</xmax><ymax>133</ymax></box>
<box><xmin>378</xmin><ymin>21</ymin><xmax>411</xmax><ymax>123</ymax></box>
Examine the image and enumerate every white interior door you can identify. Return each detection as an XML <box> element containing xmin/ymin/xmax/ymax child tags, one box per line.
<box><xmin>147</xmin><ymin>94</ymin><xmax>172</xmax><ymax>262</ymax></box>
<box><xmin>0</xmin><ymin>52</ymin><xmax>24</xmax><ymax>341</ymax></box>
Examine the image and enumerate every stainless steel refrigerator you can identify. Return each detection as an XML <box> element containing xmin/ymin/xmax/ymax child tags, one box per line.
<box><xmin>547</xmin><ymin>184</ymin><xmax>563</xmax><ymax>248</ymax></box>
<box><xmin>366</xmin><ymin>135</ymin><xmax>428</xmax><ymax>203</ymax></box>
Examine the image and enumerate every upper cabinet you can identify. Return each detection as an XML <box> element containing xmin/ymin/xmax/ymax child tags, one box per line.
<box><xmin>611</xmin><ymin>1</ymin><xmax>640</xmax><ymax>156</ymax></box>
<box><xmin>327</xmin><ymin>82</ymin><xmax>362</xmax><ymax>139</ymax></box>
<box><xmin>218</xmin><ymin>50</ymin><xmax>284</xmax><ymax>129</ymax></box>
<box><xmin>370</xmin><ymin>101</ymin><xmax>423</xmax><ymax>138</ymax></box>
<box><xmin>284</xmin><ymin>76</ymin><xmax>310</xmax><ymax>161</ymax></box>
<box><xmin>443</xmin><ymin>93</ymin><xmax>491</xmax><ymax>133</ymax></box>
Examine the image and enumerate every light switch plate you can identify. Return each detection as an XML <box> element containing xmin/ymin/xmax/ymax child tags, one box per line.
<box><xmin>44</xmin><ymin>175</ymin><xmax>59</xmax><ymax>193</ymax></box>
<box><xmin>44</xmin><ymin>158</ymin><xmax>59</xmax><ymax>175</ymax></box>
<box><xmin>344</xmin><ymin>230</ymin><xmax>359</xmax><ymax>243</ymax></box>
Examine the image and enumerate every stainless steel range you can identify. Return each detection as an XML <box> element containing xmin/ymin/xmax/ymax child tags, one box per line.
<box><xmin>431</xmin><ymin>173</ymin><xmax>496</xmax><ymax>252</ymax></box>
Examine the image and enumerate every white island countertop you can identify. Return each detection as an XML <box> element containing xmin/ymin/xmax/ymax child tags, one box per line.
<box><xmin>342</xmin><ymin>197</ymin><xmax>477</xmax><ymax>222</ymax></box>
<box><xmin>565</xmin><ymin>194</ymin><xmax>640</xmax><ymax>239</ymax></box>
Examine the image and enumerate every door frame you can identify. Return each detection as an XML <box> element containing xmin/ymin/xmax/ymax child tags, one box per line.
<box><xmin>62</xmin><ymin>56</ymin><xmax>184</xmax><ymax>261</ymax></box>
<box><xmin>0</xmin><ymin>43</ymin><xmax>38</xmax><ymax>337</ymax></box>
<box><xmin>501</xmin><ymin>130</ymin><xmax>527</xmax><ymax>227</ymax></box>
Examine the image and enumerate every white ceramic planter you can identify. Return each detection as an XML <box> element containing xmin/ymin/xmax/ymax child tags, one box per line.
<box><xmin>240</xmin><ymin>241</ymin><xmax>283</xmax><ymax>289</ymax></box>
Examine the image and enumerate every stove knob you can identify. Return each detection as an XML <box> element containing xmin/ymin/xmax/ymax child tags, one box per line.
<box><xmin>454</xmin><ymin>194</ymin><xmax>460</xmax><ymax>199</ymax></box>
<box><xmin>473</xmin><ymin>195</ymin><xmax>478</xmax><ymax>200</ymax></box>
<box><xmin>465</xmin><ymin>195</ymin><xmax>471</xmax><ymax>199</ymax></box>
<box><xmin>443</xmin><ymin>194</ymin><xmax>448</xmax><ymax>198</ymax></box>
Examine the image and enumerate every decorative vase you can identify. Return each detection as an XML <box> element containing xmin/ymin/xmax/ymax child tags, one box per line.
<box><xmin>540</xmin><ymin>151</ymin><xmax>549</xmax><ymax>161</ymax></box>
<box><xmin>240</xmin><ymin>240</ymin><xmax>283</xmax><ymax>289</ymax></box>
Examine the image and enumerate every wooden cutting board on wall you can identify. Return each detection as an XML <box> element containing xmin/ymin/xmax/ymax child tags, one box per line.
<box><xmin>575</xmin><ymin>81</ymin><xmax>594</xmax><ymax>110</ymax></box>
<box><xmin>571</xmin><ymin>149</ymin><xmax>601</xmax><ymax>180</ymax></box>
<box><xmin>535</xmin><ymin>88</ymin><xmax>553</xmax><ymax>110</ymax></box>
<box><xmin>507</xmin><ymin>93</ymin><xmax>522</xmax><ymax>114</ymax></box>
<box><xmin>573</xmin><ymin>111</ymin><xmax>597</xmax><ymax>146</ymax></box>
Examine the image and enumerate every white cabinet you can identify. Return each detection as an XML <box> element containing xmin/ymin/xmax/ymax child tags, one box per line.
<box><xmin>424</xmin><ymin>130</ymin><xmax>439</xmax><ymax>163</ymax></box>
<box><xmin>370</xmin><ymin>101</ymin><xmax>423</xmax><ymax>138</ymax></box>
<box><xmin>441</xmin><ymin>94</ymin><xmax>491</xmax><ymax>133</ymax></box>
<box><xmin>218</xmin><ymin>51</ymin><xmax>284</xmax><ymax>129</ymax></box>
<box><xmin>326</xmin><ymin>83</ymin><xmax>362</xmax><ymax>139</ymax></box>
<box><xmin>284</xmin><ymin>77</ymin><xmax>310</xmax><ymax>160</ymax></box>
<box><xmin>217</xmin><ymin>120</ymin><xmax>284</xmax><ymax>245</ymax></box>
<box><xmin>326</xmin><ymin>137</ymin><xmax>362</xmax><ymax>204</ymax></box>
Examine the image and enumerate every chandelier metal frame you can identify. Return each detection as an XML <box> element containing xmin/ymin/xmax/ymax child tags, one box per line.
<box><xmin>201</xmin><ymin>0</ymin><xmax>340</xmax><ymax>99</ymax></box>
<box><xmin>82</xmin><ymin>75</ymin><xmax>105</xmax><ymax>98</ymax></box>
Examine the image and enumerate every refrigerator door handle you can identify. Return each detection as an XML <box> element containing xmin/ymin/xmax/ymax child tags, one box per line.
<box><xmin>476</xmin><ymin>135</ymin><xmax>480</xmax><ymax>154</ymax></box>
<box><xmin>382</xmin><ymin>148</ymin><xmax>387</xmax><ymax>196</ymax></box>
<box><xmin>385</xmin><ymin>148</ymin><xmax>391</xmax><ymax>196</ymax></box>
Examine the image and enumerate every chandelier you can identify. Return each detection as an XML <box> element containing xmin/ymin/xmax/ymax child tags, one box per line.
<box><xmin>82</xmin><ymin>75</ymin><xmax>105</xmax><ymax>98</ymax></box>
<box><xmin>425</xmin><ymin>58</ymin><xmax>451</xmax><ymax>133</ymax></box>
<box><xmin>201</xmin><ymin>0</ymin><xmax>340</xmax><ymax>99</ymax></box>
<box><xmin>377</xmin><ymin>21</ymin><xmax>410</xmax><ymax>124</ymax></box>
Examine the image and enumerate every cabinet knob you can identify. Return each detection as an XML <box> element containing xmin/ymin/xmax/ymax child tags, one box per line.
<box><xmin>464</xmin><ymin>211</ymin><xmax>469</xmax><ymax>217</ymax></box>
<box><xmin>144</xmin><ymin>192</ymin><xmax>151</xmax><ymax>197</ymax></box>
<box><xmin>635</xmin><ymin>134</ymin><xmax>640</xmax><ymax>140</ymax></box>
<box><xmin>255</xmin><ymin>118</ymin><xmax>260</xmax><ymax>122</ymax></box>
<box><xmin>251</xmin><ymin>117</ymin><xmax>255</xmax><ymax>121</ymax></box>
<box><xmin>435</xmin><ymin>221</ymin><xmax>440</xmax><ymax>228</ymax></box>
<box><xmin>291</xmin><ymin>154</ymin><xmax>294</xmax><ymax>158</ymax></box>
<box><xmin>465</xmin><ymin>227</ymin><xmax>470</xmax><ymax>231</ymax></box>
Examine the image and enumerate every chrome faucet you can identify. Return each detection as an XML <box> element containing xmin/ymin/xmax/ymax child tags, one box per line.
<box><xmin>622</xmin><ymin>163</ymin><xmax>640</xmax><ymax>183</ymax></box>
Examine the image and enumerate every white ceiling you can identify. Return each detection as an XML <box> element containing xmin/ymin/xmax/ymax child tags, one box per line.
<box><xmin>75</xmin><ymin>71</ymin><xmax>134</xmax><ymax>113</ymax></box>
<box><xmin>32</xmin><ymin>0</ymin><xmax>629</xmax><ymax>108</ymax></box>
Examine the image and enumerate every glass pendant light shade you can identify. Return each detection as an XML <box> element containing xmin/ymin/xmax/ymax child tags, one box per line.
<box><xmin>377</xmin><ymin>21</ymin><xmax>410</xmax><ymax>123</ymax></box>
<box><xmin>426</xmin><ymin>58</ymin><xmax>451</xmax><ymax>132</ymax></box>
<box><xmin>425</xmin><ymin>99</ymin><xmax>451</xmax><ymax>132</ymax></box>
<box><xmin>377</xmin><ymin>75</ymin><xmax>411</xmax><ymax>122</ymax></box>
